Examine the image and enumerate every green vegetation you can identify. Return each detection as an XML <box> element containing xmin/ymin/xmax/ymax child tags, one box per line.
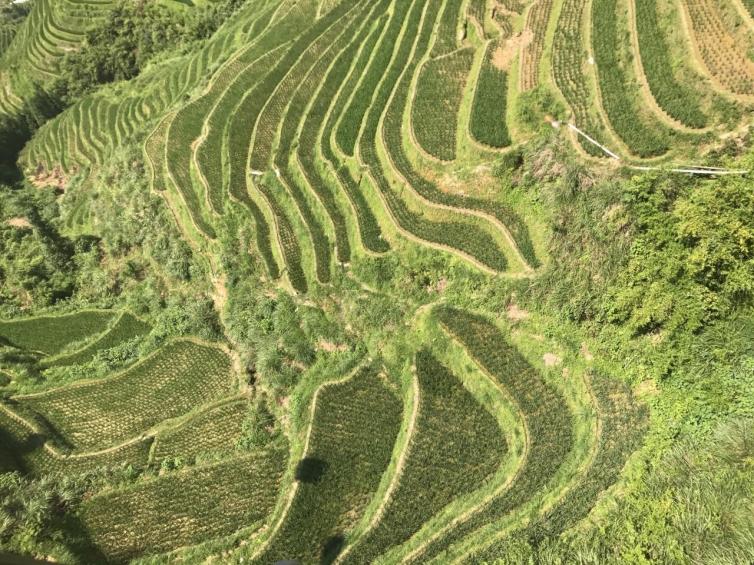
<box><xmin>43</xmin><ymin>312</ymin><xmax>151</xmax><ymax>368</ymax></box>
<box><xmin>591</xmin><ymin>0</ymin><xmax>668</xmax><ymax>157</ymax></box>
<box><xmin>634</xmin><ymin>0</ymin><xmax>706</xmax><ymax>128</ymax></box>
<box><xmin>1</xmin><ymin>0</ymin><xmax>753</xmax><ymax>562</ymax></box>
<box><xmin>413</xmin><ymin>48</ymin><xmax>473</xmax><ymax>160</ymax></box>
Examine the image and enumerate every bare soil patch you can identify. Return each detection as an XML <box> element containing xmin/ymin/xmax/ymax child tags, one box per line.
<box><xmin>5</xmin><ymin>217</ymin><xmax>32</xmax><ymax>229</ymax></box>
<box><xmin>543</xmin><ymin>352</ymin><xmax>561</xmax><ymax>367</ymax></box>
<box><xmin>30</xmin><ymin>165</ymin><xmax>69</xmax><ymax>191</ymax></box>
<box><xmin>492</xmin><ymin>29</ymin><xmax>533</xmax><ymax>71</ymax></box>
<box><xmin>506</xmin><ymin>302</ymin><xmax>530</xmax><ymax>321</ymax></box>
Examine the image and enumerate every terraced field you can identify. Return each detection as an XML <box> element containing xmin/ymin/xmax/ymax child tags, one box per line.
<box><xmin>5</xmin><ymin>0</ymin><xmax>743</xmax><ymax>561</ymax></box>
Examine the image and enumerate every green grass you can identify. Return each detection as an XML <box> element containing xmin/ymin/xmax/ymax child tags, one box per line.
<box><xmin>79</xmin><ymin>446</ymin><xmax>287</xmax><ymax>563</ymax></box>
<box><xmin>16</xmin><ymin>339</ymin><xmax>235</xmax><ymax>452</ymax></box>
<box><xmin>257</xmin><ymin>365</ymin><xmax>402</xmax><ymax>564</ymax></box>
<box><xmin>341</xmin><ymin>349</ymin><xmax>506</xmax><ymax>563</ymax></box>
<box><xmin>42</xmin><ymin>312</ymin><xmax>152</xmax><ymax>368</ymax></box>
<box><xmin>0</xmin><ymin>310</ymin><xmax>114</xmax><ymax>355</ymax></box>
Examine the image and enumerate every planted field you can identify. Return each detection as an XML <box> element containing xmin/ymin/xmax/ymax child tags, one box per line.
<box><xmin>80</xmin><ymin>447</ymin><xmax>287</xmax><ymax>563</ymax></box>
<box><xmin>469</xmin><ymin>41</ymin><xmax>511</xmax><ymax>149</ymax></box>
<box><xmin>43</xmin><ymin>312</ymin><xmax>151</xmax><ymax>368</ymax></box>
<box><xmin>413</xmin><ymin>307</ymin><xmax>573</xmax><ymax>561</ymax></box>
<box><xmin>0</xmin><ymin>310</ymin><xmax>114</xmax><ymax>355</ymax></box>
<box><xmin>552</xmin><ymin>0</ymin><xmax>609</xmax><ymax>157</ymax></box>
<box><xmin>16</xmin><ymin>339</ymin><xmax>234</xmax><ymax>452</ymax></box>
<box><xmin>341</xmin><ymin>349</ymin><xmax>507</xmax><ymax>563</ymax></box>
<box><xmin>634</xmin><ymin>0</ymin><xmax>706</xmax><ymax>128</ymax></box>
<box><xmin>257</xmin><ymin>365</ymin><xmax>402</xmax><ymax>564</ymax></box>
<box><xmin>319</xmin><ymin>16</ymin><xmax>390</xmax><ymax>254</ymax></box>
<box><xmin>151</xmin><ymin>398</ymin><xmax>249</xmax><ymax>465</ymax></box>
<box><xmin>412</xmin><ymin>48</ymin><xmax>474</xmax><ymax>161</ymax></box>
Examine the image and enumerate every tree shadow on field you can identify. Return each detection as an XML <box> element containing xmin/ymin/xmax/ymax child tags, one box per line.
<box><xmin>295</xmin><ymin>456</ymin><xmax>328</xmax><ymax>483</ymax></box>
<box><xmin>320</xmin><ymin>534</ymin><xmax>344</xmax><ymax>564</ymax></box>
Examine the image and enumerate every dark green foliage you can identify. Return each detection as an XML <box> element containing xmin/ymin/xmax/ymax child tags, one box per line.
<box><xmin>635</xmin><ymin>0</ymin><xmax>706</xmax><ymax>128</ymax></box>
<box><xmin>417</xmin><ymin>307</ymin><xmax>573</xmax><ymax>561</ymax></box>
<box><xmin>80</xmin><ymin>447</ymin><xmax>288</xmax><ymax>563</ymax></box>
<box><xmin>257</xmin><ymin>365</ymin><xmax>402</xmax><ymax>564</ymax></box>
<box><xmin>469</xmin><ymin>41</ymin><xmax>511</xmax><ymax>148</ymax></box>
<box><xmin>0</xmin><ymin>310</ymin><xmax>113</xmax><ymax>355</ymax></box>
<box><xmin>43</xmin><ymin>312</ymin><xmax>151</xmax><ymax>368</ymax></box>
<box><xmin>592</xmin><ymin>0</ymin><xmax>669</xmax><ymax>157</ymax></box>
<box><xmin>53</xmin><ymin>0</ymin><xmax>248</xmax><ymax>103</ymax></box>
<box><xmin>343</xmin><ymin>350</ymin><xmax>506</xmax><ymax>563</ymax></box>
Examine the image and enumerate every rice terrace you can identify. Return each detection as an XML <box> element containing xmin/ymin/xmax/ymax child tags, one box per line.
<box><xmin>0</xmin><ymin>0</ymin><xmax>752</xmax><ymax>563</ymax></box>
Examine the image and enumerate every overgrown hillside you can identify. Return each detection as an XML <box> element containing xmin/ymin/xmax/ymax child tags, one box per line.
<box><xmin>0</xmin><ymin>0</ymin><xmax>752</xmax><ymax>564</ymax></box>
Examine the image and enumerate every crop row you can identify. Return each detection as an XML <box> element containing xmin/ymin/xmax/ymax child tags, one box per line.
<box><xmin>592</xmin><ymin>0</ymin><xmax>669</xmax><ymax>157</ymax></box>
<box><xmin>414</xmin><ymin>307</ymin><xmax>573</xmax><ymax>561</ymax></box>
<box><xmin>80</xmin><ymin>447</ymin><xmax>287</xmax><ymax>563</ymax></box>
<box><xmin>683</xmin><ymin>0</ymin><xmax>754</xmax><ymax>95</ymax></box>
<box><xmin>16</xmin><ymin>340</ymin><xmax>235</xmax><ymax>452</ymax></box>
<box><xmin>319</xmin><ymin>17</ymin><xmax>390</xmax><ymax>254</ymax></box>
<box><xmin>472</xmin><ymin>373</ymin><xmax>648</xmax><ymax>558</ymax></box>
<box><xmin>380</xmin><ymin>13</ymin><xmax>540</xmax><ymax>269</ymax></box>
<box><xmin>189</xmin><ymin>4</ymin><xmax>281</xmax><ymax>214</ymax></box>
<box><xmin>520</xmin><ymin>0</ymin><xmax>553</xmax><ymax>92</ymax></box>
<box><xmin>151</xmin><ymin>398</ymin><xmax>249</xmax><ymax>465</ymax></box>
<box><xmin>551</xmin><ymin>0</ymin><xmax>608</xmax><ymax>157</ymax></box>
<box><xmin>250</xmin><ymin>1</ymin><xmax>360</xmax><ymax>173</ymax></box>
<box><xmin>0</xmin><ymin>406</ymin><xmax>152</xmax><ymax>477</ymax></box>
<box><xmin>334</xmin><ymin>0</ymin><xmax>413</xmax><ymax>156</ymax></box>
<box><xmin>257</xmin><ymin>365</ymin><xmax>402</xmax><ymax>564</ymax></box>
<box><xmin>0</xmin><ymin>309</ymin><xmax>114</xmax><ymax>355</ymax></box>
<box><xmin>223</xmin><ymin>2</ymin><xmax>329</xmax><ymax>281</ymax></box>
<box><xmin>43</xmin><ymin>312</ymin><xmax>151</xmax><ymax>368</ymax></box>
<box><xmin>412</xmin><ymin>47</ymin><xmax>474</xmax><ymax>161</ymax></box>
<box><xmin>342</xmin><ymin>349</ymin><xmax>506</xmax><ymax>563</ymax></box>
<box><xmin>361</xmin><ymin>0</ymin><xmax>511</xmax><ymax>273</ymax></box>
<box><xmin>467</xmin><ymin>0</ymin><xmax>488</xmax><ymax>38</ymax></box>
<box><xmin>634</xmin><ymin>0</ymin><xmax>706</xmax><ymax>128</ymax></box>
<box><xmin>469</xmin><ymin>40</ymin><xmax>512</xmax><ymax>148</ymax></box>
